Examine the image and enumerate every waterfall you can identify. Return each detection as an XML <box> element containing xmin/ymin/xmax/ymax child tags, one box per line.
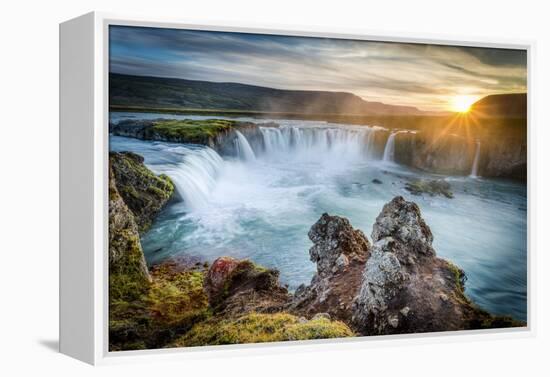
<box><xmin>258</xmin><ymin>125</ymin><xmax>377</xmax><ymax>161</ymax></box>
<box><xmin>165</xmin><ymin>146</ymin><xmax>224</xmax><ymax>210</ymax></box>
<box><xmin>234</xmin><ymin>130</ymin><xmax>256</xmax><ymax>161</ymax></box>
<box><xmin>470</xmin><ymin>141</ymin><xmax>481</xmax><ymax>178</ymax></box>
<box><xmin>383</xmin><ymin>132</ymin><xmax>398</xmax><ymax>162</ymax></box>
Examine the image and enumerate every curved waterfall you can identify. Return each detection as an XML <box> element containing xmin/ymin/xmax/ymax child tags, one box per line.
<box><xmin>163</xmin><ymin>146</ymin><xmax>224</xmax><ymax>210</ymax></box>
<box><xmin>259</xmin><ymin>125</ymin><xmax>378</xmax><ymax>161</ymax></box>
<box><xmin>234</xmin><ymin>130</ymin><xmax>256</xmax><ymax>161</ymax></box>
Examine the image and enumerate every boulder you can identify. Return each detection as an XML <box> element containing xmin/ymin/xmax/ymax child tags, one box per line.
<box><xmin>290</xmin><ymin>214</ymin><xmax>370</xmax><ymax>322</ymax></box>
<box><xmin>110</xmin><ymin>152</ymin><xmax>174</xmax><ymax>232</ymax></box>
<box><xmin>204</xmin><ymin>257</ymin><xmax>290</xmax><ymax>317</ymax></box>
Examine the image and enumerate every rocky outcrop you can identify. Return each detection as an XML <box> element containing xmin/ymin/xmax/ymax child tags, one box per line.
<box><xmin>108</xmin><ymin>165</ymin><xmax>151</xmax><ymax>284</ymax></box>
<box><xmin>290</xmin><ymin>214</ymin><xmax>370</xmax><ymax>322</ymax></box>
<box><xmin>204</xmin><ymin>257</ymin><xmax>291</xmax><ymax>317</ymax></box>
<box><xmin>110</xmin><ymin>152</ymin><xmax>174</xmax><ymax>232</ymax></box>
<box><xmin>351</xmin><ymin>196</ymin><xmax>522</xmax><ymax>335</ymax></box>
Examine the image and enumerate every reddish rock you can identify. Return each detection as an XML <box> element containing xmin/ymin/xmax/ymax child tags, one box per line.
<box><xmin>205</xmin><ymin>257</ymin><xmax>290</xmax><ymax>316</ymax></box>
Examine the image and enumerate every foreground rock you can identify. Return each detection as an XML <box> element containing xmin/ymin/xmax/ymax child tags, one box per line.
<box><xmin>290</xmin><ymin>214</ymin><xmax>370</xmax><ymax>322</ymax></box>
<box><xmin>405</xmin><ymin>179</ymin><xmax>453</xmax><ymax>198</ymax></box>
<box><xmin>110</xmin><ymin>152</ymin><xmax>174</xmax><ymax>232</ymax></box>
<box><xmin>204</xmin><ymin>257</ymin><xmax>291</xmax><ymax>317</ymax></box>
<box><xmin>351</xmin><ymin>196</ymin><xmax>523</xmax><ymax>335</ymax></box>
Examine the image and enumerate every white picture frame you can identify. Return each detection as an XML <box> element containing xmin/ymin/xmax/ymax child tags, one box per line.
<box><xmin>59</xmin><ymin>11</ymin><xmax>535</xmax><ymax>365</ymax></box>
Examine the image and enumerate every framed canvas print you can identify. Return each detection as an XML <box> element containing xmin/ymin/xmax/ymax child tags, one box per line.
<box><xmin>59</xmin><ymin>12</ymin><xmax>532</xmax><ymax>365</ymax></box>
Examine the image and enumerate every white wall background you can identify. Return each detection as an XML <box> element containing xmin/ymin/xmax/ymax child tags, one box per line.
<box><xmin>1</xmin><ymin>0</ymin><xmax>548</xmax><ymax>375</ymax></box>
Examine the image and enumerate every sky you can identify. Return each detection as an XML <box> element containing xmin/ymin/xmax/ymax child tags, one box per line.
<box><xmin>109</xmin><ymin>25</ymin><xmax>527</xmax><ymax>112</ymax></box>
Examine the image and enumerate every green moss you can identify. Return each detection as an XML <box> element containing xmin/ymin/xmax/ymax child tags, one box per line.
<box><xmin>109</xmin><ymin>266</ymin><xmax>210</xmax><ymax>351</ymax></box>
<box><xmin>447</xmin><ymin>262</ymin><xmax>465</xmax><ymax>291</ymax></box>
<box><xmin>174</xmin><ymin>312</ymin><xmax>354</xmax><ymax>347</ymax></box>
<box><xmin>151</xmin><ymin>119</ymin><xmax>234</xmax><ymax>143</ymax></box>
<box><xmin>110</xmin><ymin>152</ymin><xmax>175</xmax><ymax>233</ymax></box>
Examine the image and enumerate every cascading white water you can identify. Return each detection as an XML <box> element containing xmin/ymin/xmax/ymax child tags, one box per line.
<box><xmin>470</xmin><ymin>141</ymin><xmax>481</xmax><ymax>178</ymax></box>
<box><xmin>383</xmin><ymin>132</ymin><xmax>398</xmax><ymax>162</ymax></box>
<box><xmin>234</xmin><ymin>130</ymin><xmax>256</xmax><ymax>161</ymax></box>
<box><xmin>259</xmin><ymin>125</ymin><xmax>378</xmax><ymax>161</ymax></box>
<box><xmin>162</xmin><ymin>146</ymin><xmax>224</xmax><ymax>210</ymax></box>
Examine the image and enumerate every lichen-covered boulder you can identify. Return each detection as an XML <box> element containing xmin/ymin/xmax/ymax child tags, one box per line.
<box><xmin>290</xmin><ymin>213</ymin><xmax>370</xmax><ymax>322</ymax></box>
<box><xmin>352</xmin><ymin>196</ymin><xmax>523</xmax><ymax>335</ymax></box>
<box><xmin>110</xmin><ymin>151</ymin><xmax>174</xmax><ymax>232</ymax></box>
<box><xmin>205</xmin><ymin>257</ymin><xmax>290</xmax><ymax>316</ymax></box>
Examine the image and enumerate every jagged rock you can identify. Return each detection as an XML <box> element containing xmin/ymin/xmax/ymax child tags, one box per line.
<box><xmin>309</xmin><ymin>213</ymin><xmax>370</xmax><ymax>277</ymax></box>
<box><xmin>405</xmin><ymin>179</ymin><xmax>454</xmax><ymax>198</ymax></box>
<box><xmin>110</xmin><ymin>152</ymin><xmax>174</xmax><ymax>232</ymax></box>
<box><xmin>352</xmin><ymin>196</ymin><xmax>523</xmax><ymax>335</ymax></box>
<box><xmin>108</xmin><ymin>165</ymin><xmax>151</xmax><ymax>284</ymax></box>
<box><xmin>205</xmin><ymin>257</ymin><xmax>290</xmax><ymax>317</ymax></box>
<box><xmin>289</xmin><ymin>213</ymin><xmax>370</xmax><ymax>322</ymax></box>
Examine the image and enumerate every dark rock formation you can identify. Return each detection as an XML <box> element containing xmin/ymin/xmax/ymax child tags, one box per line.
<box><xmin>372</xmin><ymin>178</ymin><xmax>383</xmax><ymax>184</ymax></box>
<box><xmin>351</xmin><ymin>196</ymin><xmax>523</xmax><ymax>335</ymax></box>
<box><xmin>290</xmin><ymin>214</ymin><xmax>370</xmax><ymax>322</ymax></box>
<box><xmin>405</xmin><ymin>179</ymin><xmax>453</xmax><ymax>198</ymax></box>
<box><xmin>204</xmin><ymin>257</ymin><xmax>291</xmax><ymax>317</ymax></box>
<box><xmin>110</xmin><ymin>152</ymin><xmax>174</xmax><ymax>232</ymax></box>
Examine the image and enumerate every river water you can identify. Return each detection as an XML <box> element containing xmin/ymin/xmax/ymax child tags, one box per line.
<box><xmin>109</xmin><ymin>112</ymin><xmax>527</xmax><ymax>321</ymax></box>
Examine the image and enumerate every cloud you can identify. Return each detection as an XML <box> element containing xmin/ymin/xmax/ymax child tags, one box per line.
<box><xmin>109</xmin><ymin>25</ymin><xmax>527</xmax><ymax>111</ymax></box>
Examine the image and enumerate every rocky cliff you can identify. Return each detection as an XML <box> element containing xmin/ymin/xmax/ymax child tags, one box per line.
<box><xmin>393</xmin><ymin>129</ymin><xmax>526</xmax><ymax>181</ymax></box>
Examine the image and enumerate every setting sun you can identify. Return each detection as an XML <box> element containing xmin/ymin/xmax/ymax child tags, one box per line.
<box><xmin>450</xmin><ymin>95</ymin><xmax>478</xmax><ymax>113</ymax></box>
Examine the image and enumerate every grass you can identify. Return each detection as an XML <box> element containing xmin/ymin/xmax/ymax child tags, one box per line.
<box><xmin>173</xmin><ymin>312</ymin><xmax>354</xmax><ymax>347</ymax></box>
<box><xmin>150</xmin><ymin>119</ymin><xmax>235</xmax><ymax>143</ymax></box>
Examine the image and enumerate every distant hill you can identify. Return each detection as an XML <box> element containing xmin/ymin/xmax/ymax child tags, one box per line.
<box><xmin>109</xmin><ymin>73</ymin><xmax>428</xmax><ymax>116</ymax></box>
<box><xmin>470</xmin><ymin>93</ymin><xmax>527</xmax><ymax>118</ymax></box>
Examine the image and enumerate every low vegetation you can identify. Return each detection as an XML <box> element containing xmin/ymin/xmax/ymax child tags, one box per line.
<box><xmin>173</xmin><ymin>312</ymin><xmax>354</xmax><ymax>347</ymax></box>
<box><xmin>150</xmin><ymin>119</ymin><xmax>234</xmax><ymax>144</ymax></box>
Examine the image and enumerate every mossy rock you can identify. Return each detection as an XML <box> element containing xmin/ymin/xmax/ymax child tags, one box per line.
<box><xmin>405</xmin><ymin>179</ymin><xmax>454</xmax><ymax>198</ymax></box>
<box><xmin>150</xmin><ymin>119</ymin><xmax>234</xmax><ymax>144</ymax></box>
<box><xmin>109</xmin><ymin>263</ymin><xmax>210</xmax><ymax>351</ymax></box>
<box><xmin>173</xmin><ymin>312</ymin><xmax>354</xmax><ymax>347</ymax></box>
<box><xmin>110</xmin><ymin>151</ymin><xmax>175</xmax><ymax>233</ymax></box>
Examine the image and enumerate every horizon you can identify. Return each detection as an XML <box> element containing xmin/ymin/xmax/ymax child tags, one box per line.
<box><xmin>110</xmin><ymin>25</ymin><xmax>527</xmax><ymax>112</ymax></box>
